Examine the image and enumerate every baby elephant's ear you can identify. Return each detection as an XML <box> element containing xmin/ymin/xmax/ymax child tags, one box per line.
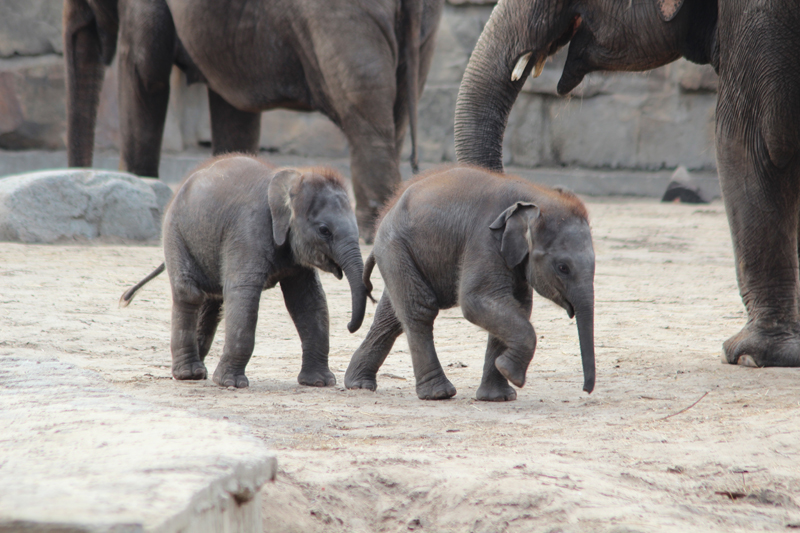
<box><xmin>268</xmin><ymin>168</ymin><xmax>302</xmax><ymax>246</ymax></box>
<box><xmin>489</xmin><ymin>202</ymin><xmax>541</xmax><ymax>268</ymax></box>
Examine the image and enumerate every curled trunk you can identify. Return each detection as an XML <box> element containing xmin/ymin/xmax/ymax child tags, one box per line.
<box><xmin>335</xmin><ymin>243</ymin><xmax>368</xmax><ymax>333</ymax></box>
<box><xmin>454</xmin><ymin>0</ymin><xmax>531</xmax><ymax>171</ymax></box>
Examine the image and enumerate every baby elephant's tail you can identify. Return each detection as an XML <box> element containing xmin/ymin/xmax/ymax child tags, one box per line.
<box><xmin>363</xmin><ymin>252</ymin><xmax>377</xmax><ymax>303</ymax></box>
<box><xmin>119</xmin><ymin>263</ymin><xmax>166</xmax><ymax>308</ymax></box>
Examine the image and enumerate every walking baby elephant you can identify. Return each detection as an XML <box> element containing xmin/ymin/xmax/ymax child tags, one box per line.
<box><xmin>120</xmin><ymin>155</ymin><xmax>369</xmax><ymax>388</ymax></box>
<box><xmin>345</xmin><ymin>166</ymin><xmax>595</xmax><ymax>401</ymax></box>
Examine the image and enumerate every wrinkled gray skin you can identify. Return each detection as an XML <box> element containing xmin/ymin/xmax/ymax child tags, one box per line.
<box><xmin>63</xmin><ymin>0</ymin><xmax>444</xmax><ymax>241</ymax></box>
<box><xmin>120</xmin><ymin>155</ymin><xmax>368</xmax><ymax>388</ymax></box>
<box><xmin>455</xmin><ymin>0</ymin><xmax>800</xmax><ymax>368</ymax></box>
<box><xmin>345</xmin><ymin>167</ymin><xmax>595</xmax><ymax>401</ymax></box>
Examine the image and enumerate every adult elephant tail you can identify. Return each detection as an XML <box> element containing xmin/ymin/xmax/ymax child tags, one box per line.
<box><xmin>401</xmin><ymin>0</ymin><xmax>422</xmax><ymax>174</ymax></box>
<box><xmin>119</xmin><ymin>263</ymin><xmax>166</xmax><ymax>307</ymax></box>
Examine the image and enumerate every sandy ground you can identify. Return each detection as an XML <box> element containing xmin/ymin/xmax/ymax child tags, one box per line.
<box><xmin>2</xmin><ymin>197</ymin><xmax>799</xmax><ymax>533</ymax></box>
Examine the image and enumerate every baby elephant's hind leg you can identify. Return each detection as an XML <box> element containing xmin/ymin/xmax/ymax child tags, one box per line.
<box><xmin>345</xmin><ymin>291</ymin><xmax>404</xmax><ymax>391</ymax></box>
<box><xmin>197</xmin><ymin>297</ymin><xmax>222</xmax><ymax>361</ymax></box>
<box><xmin>213</xmin><ymin>285</ymin><xmax>261</xmax><ymax>388</ymax></box>
<box><xmin>389</xmin><ymin>283</ymin><xmax>456</xmax><ymax>400</ymax></box>
<box><xmin>170</xmin><ymin>289</ymin><xmax>208</xmax><ymax>381</ymax></box>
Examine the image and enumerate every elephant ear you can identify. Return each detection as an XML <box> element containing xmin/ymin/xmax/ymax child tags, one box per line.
<box><xmin>489</xmin><ymin>201</ymin><xmax>540</xmax><ymax>268</ymax></box>
<box><xmin>656</xmin><ymin>0</ymin><xmax>685</xmax><ymax>21</ymax></box>
<box><xmin>268</xmin><ymin>168</ymin><xmax>302</xmax><ymax>247</ymax></box>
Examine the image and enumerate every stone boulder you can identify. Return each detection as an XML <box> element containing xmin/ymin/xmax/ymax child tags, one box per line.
<box><xmin>0</xmin><ymin>169</ymin><xmax>173</xmax><ymax>243</ymax></box>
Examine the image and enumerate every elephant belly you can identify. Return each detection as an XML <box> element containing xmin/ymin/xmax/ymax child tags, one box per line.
<box><xmin>167</xmin><ymin>0</ymin><xmax>316</xmax><ymax>113</ymax></box>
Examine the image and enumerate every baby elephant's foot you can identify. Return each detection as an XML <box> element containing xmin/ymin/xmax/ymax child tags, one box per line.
<box><xmin>172</xmin><ymin>361</ymin><xmax>208</xmax><ymax>381</ymax></box>
<box><xmin>416</xmin><ymin>371</ymin><xmax>456</xmax><ymax>400</ymax></box>
<box><xmin>212</xmin><ymin>366</ymin><xmax>249</xmax><ymax>388</ymax></box>
<box><xmin>298</xmin><ymin>367</ymin><xmax>336</xmax><ymax>387</ymax></box>
<box><xmin>476</xmin><ymin>380</ymin><xmax>517</xmax><ymax>402</ymax></box>
<box><xmin>495</xmin><ymin>354</ymin><xmax>529</xmax><ymax>388</ymax></box>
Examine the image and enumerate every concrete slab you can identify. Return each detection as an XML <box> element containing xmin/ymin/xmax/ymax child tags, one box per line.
<box><xmin>0</xmin><ymin>352</ymin><xmax>277</xmax><ymax>533</ymax></box>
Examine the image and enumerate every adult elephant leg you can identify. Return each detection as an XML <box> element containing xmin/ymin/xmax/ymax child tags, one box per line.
<box><xmin>345</xmin><ymin>291</ymin><xmax>404</xmax><ymax>391</ymax></box>
<box><xmin>313</xmin><ymin>7</ymin><xmax>401</xmax><ymax>242</ymax></box>
<box><xmin>63</xmin><ymin>0</ymin><xmax>107</xmax><ymax>168</ymax></box>
<box><xmin>208</xmin><ymin>89</ymin><xmax>261</xmax><ymax>155</ymax></box>
<box><xmin>117</xmin><ymin>0</ymin><xmax>175</xmax><ymax>177</ymax></box>
<box><xmin>280</xmin><ymin>268</ymin><xmax>335</xmax><ymax>387</ymax></box>
<box><xmin>718</xmin><ymin>131</ymin><xmax>800</xmax><ymax>367</ymax></box>
<box><xmin>344</xmin><ymin>117</ymin><xmax>401</xmax><ymax>243</ymax></box>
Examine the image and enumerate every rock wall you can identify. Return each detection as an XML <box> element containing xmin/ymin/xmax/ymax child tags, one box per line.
<box><xmin>0</xmin><ymin>0</ymin><xmax>718</xmax><ymax>171</ymax></box>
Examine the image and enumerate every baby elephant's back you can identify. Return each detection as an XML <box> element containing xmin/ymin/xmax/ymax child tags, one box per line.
<box><xmin>163</xmin><ymin>156</ymin><xmax>275</xmax><ymax>283</ymax></box>
<box><xmin>379</xmin><ymin>168</ymin><xmax>519</xmax><ymax>245</ymax></box>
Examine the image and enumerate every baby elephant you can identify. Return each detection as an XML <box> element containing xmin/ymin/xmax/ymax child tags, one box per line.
<box><xmin>345</xmin><ymin>166</ymin><xmax>595</xmax><ymax>401</ymax></box>
<box><xmin>121</xmin><ymin>155</ymin><xmax>369</xmax><ymax>388</ymax></box>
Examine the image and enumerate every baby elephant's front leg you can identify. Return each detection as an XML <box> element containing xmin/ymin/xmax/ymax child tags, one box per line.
<box><xmin>462</xmin><ymin>294</ymin><xmax>536</xmax><ymax>391</ymax></box>
<box><xmin>213</xmin><ymin>285</ymin><xmax>262</xmax><ymax>388</ymax></box>
<box><xmin>281</xmin><ymin>269</ymin><xmax>335</xmax><ymax>387</ymax></box>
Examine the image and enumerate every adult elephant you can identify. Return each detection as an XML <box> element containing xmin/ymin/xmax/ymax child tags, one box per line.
<box><xmin>63</xmin><ymin>0</ymin><xmax>444</xmax><ymax>240</ymax></box>
<box><xmin>454</xmin><ymin>0</ymin><xmax>800</xmax><ymax>367</ymax></box>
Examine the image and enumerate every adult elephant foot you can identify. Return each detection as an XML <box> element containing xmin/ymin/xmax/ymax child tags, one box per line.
<box><xmin>212</xmin><ymin>366</ymin><xmax>249</xmax><ymax>388</ymax></box>
<box><xmin>415</xmin><ymin>371</ymin><xmax>457</xmax><ymax>400</ymax></box>
<box><xmin>297</xmin><ymin>367</ymin><xmax>336</xmax><ymax>387</ymax></box>
<box><xmin>172</xmin><ymin>361</ymin><xmax>208</xmax><ymax>381</ymax></box>
<box><xmin>476</xmin><ymin>379</ymin><xmax>517</xmax><ymax>402</ymax></box>
<box><xmin>722</xmin><ymin>321</ymin><xmax>800</xmax><ymax>367</ymax></box>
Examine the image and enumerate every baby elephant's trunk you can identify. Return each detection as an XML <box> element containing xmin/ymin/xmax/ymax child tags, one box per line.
<box><xmin>574</xmin><ymin>297</ymin><xmax>596</xmax><ymax>394</ymax></box>
<box><xmin>335</xmin><ymin>243</ymin><xmax>368</xmax><ymax>333</ymax></box>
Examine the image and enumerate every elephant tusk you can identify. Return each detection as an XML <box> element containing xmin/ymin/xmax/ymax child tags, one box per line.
<box><xmin>511</xmin><ymin>52</ymin><xmax>532</xmax><ymax>82</ymax></box>
<box><xmin>533</xmin><ymin>56</ymin><xmax>546</xmax><ymax>78</ymax></box>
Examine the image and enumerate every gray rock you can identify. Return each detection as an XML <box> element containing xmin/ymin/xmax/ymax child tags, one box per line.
<box><xmin>0</xmin><ymin>169</ymin><xmax>173</xmax><ymax>243</ymax></box>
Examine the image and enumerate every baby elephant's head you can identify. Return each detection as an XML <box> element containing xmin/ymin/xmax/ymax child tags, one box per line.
<box><xmin>490</xmin><ymin>198</ymin><xmax>596</xmax><ymax>393</ymax></box>
<box><xmin>268</xmin><ymin>167</ymin><xmax>367</xmax><ymax>333</ymax></box>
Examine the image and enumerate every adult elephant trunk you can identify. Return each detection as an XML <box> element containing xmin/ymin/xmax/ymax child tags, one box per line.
<box><xmin>334</xmin><ymin>242</ymin><xmax>368</xmax><ymax>333</ymax></box>
<box><xmin>573</xmin><ymin>294</ymin><xmax>596</xmax><ymax>394</ymax></box>
<box><xmin>454</xmin><ymin>0</ymin><xmax>530</xmax><ymax>172</ymax></box>
<box><xmin>454</xmin><ymin>0</ymin><xmax>588</xmax><ymax>171</ymax></box>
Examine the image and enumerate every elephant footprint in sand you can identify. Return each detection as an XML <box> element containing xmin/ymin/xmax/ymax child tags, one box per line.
<box><xmin>345</xmin><ymin>166</ymin><xmax>596</xmax><ymax>401</ymax></box>
<box><xmin>120</xmin><ymin>155</ymin><xmax>369</xmax><ymax>388</ymax></box>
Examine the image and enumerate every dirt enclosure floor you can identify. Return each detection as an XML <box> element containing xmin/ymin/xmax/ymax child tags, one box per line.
<box><xmin>2</xmin><ymin>198</ymin><xmax>799</xmax><ymax>532</ymax></box>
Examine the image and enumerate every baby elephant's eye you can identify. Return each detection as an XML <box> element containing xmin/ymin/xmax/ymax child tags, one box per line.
<box><xmin>557</xmin><ymin>263</ymin><xmax>570</xmax><ymax>275</ymax></box>
<box><xmin>319</xmin><ymin>225</ymin><xmax>332</xmax><ymax>237</ymax></box>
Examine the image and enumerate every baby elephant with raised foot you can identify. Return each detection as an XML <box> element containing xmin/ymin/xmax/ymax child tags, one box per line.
<box><xmin>345</xmin><ymin>166</ymin><xmax>595</xmax><ymax>401</ymax></box>
<box><xmin>121</xmin><ymin>155</ymin><xmax>369</xmax><ymax>388</ymax></box>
